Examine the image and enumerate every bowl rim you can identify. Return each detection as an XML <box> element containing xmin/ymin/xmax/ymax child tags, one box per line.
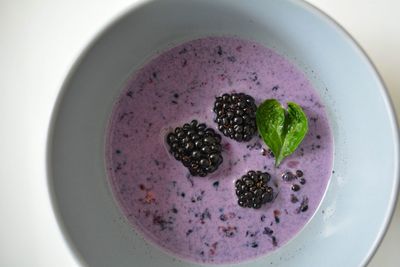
<box><xmin>301</xmin><ymin>1</ymin><xmax>400</xmax><ymax>265</ymax></box>
<box><xmin>45</xmin><ymin>0</ymin><xmax>400</xmax><ymax>266</ymax></box>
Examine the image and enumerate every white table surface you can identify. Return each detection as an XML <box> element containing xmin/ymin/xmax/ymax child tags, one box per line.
<box><xmin>0</xmin><ymin>0</ymin><xmax>398</xmax><ymax>266</ymax></box>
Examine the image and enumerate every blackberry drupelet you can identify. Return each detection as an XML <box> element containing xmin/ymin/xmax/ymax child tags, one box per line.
<box><xmin>235</xmin><ymin>171</ymin><xmax>274</xmax><ymax>209</ymax></box>
<box><xmin>166</xmin><ymin>120</ymin><xmax>223</xmax><ymax>177</ymax></box>
<box><xmin>213</xmin><ymin>93</ymin><xmax>257</xmax><ymax>142</ymax></box>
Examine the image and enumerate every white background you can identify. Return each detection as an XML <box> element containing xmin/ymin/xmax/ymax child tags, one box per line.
<box><xmin>0</xmin><ymin>0</ymin><xmax>398</xmax><ymax>266</ymax></box>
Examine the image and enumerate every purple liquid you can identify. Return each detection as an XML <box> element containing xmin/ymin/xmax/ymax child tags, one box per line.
<box><xmin>106</xmin><ymin>37</ymin><xmax>333</xmax><ymax>264</ymax></box>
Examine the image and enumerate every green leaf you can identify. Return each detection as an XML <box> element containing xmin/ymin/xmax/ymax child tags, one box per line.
<box><xmin>256</xmin><ymin>99</ymin><xmax>308</xmax><ymax>167</ymax></box>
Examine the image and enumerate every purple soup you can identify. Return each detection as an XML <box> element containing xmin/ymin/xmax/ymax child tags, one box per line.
<box><xmin>105</xmin><ymin>37</ymin><xmax>333</xmax><ymax>264</ymax></box>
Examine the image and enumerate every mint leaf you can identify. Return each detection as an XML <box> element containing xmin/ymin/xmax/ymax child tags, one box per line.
<box><xmin>256</xmin><ymin>99</ymin><xmax>285</xmax><ymax>161</ymax></box>
<box><xmin>256</xmin><ymin>99</ymin><xmax>308</xmax><ymax>167</ymax></box>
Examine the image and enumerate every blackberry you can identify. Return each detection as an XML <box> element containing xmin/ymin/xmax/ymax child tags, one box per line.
<box><xmin>166</xmin><ymin>120</ymin><xmax>223</xmax><ymax>177</ymax></box>
<box><xmin>213</xmin><ymin>93</ymin><xmax>257</xmax><ymax>142</ymax></box>
<box><xmin>235</xmin><ymin>171</ymin><xmax>274</xmax><ymax>209</ymax></box>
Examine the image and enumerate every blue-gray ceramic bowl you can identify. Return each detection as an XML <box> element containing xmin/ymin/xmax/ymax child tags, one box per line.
<box><xmin>48</xmin><ymin>0</ymin><xmax>399</xmax><ymax>266</ymax></box>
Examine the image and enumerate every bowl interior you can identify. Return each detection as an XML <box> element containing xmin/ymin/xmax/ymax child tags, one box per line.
<box><xmin>48</xmin><ymin>0</ymin><xmax>398</xmax><ymax>266</ymax></box>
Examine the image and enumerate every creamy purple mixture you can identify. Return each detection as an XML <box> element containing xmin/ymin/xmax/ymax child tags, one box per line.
<box><xmin>106</xmin><ymin>37</ymin><xmax>333</xmax><ymax>264</ymax></box>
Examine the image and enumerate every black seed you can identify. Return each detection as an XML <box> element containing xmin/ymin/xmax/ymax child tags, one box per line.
<box><xmin>263</xmin><ymin>227</ymin><xmax>273</xmax><ymax>236</ymax></box>
<box><xmin>213</xmin><ymin>181</ymin><xmax>219</xmax><ymax>189</ymax></box>
<box><xmin>271</xmin><ymin>236</ymin><xmax>278</xmax><ymax>246</ymax></box>
<box><xmin>251</xmin><ymin>242</ymin><xmax>258</xmax><ymax>248</ymax></box>
<box><xmin>299</xmin><ymin>178</ymin><xmax>306</xmax><ymax>185</ymax></box>
<box><xmin>296</xmin><ymin>170</ymin><xmax>304</xmax><ymax>177</ymax></box>
<box><xmin>290</xmin><ymin>194</ymin><xmax>299</xmax><ymax>203</ymax></box>
<box><xmin>291</xmin><ymin>184</ymin><xmax>301</xmax><ymax>192</ymax></box>
<box><xmin>282</xmin><ymin>171</ymin><xmax>295</xmax><ymax>182</ymax></box>
<box><xmin>297</xmin><ymin>197</ymin><xmax>309</xmax><ymax>213</ymax></box>
<box><xmin>219</xmin><ymin>214</ymin><xmax>227</xmax><ymax>221</ymax></box>
<box><xmin>217</xmin><ymin>46</ymin><xmax>223</xmax><ymax>56</ymax></box>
